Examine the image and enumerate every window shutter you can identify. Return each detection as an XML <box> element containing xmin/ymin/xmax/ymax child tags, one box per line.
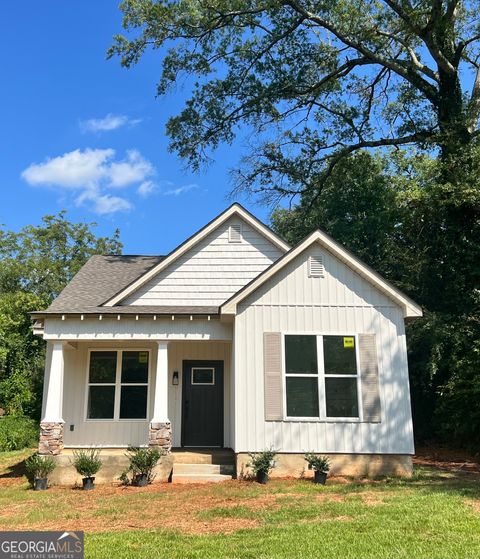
<box><xmin>358</xmin><ymin>333</ymin><xmax>382</xmax><ymax>422</ymax></box>
<box><xmin>308</xmin><ymin>255</ymin><xmax>324</xmax><ymax>277</ymax></box>
<box><xmin>264</xmin><ymin>332</ymin><xmax>283</xmax><ymax>421</ymax></box>
<box><xmin>229</xmin><ymin>224</ymin><xmax>242</xmax><ymax>243</ymax></box>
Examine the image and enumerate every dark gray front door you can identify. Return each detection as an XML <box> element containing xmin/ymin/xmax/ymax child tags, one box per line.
<box><xmin>182</xmin><ymin>360</ymin><xmax>224</xmax><ymax>447</ymax></box>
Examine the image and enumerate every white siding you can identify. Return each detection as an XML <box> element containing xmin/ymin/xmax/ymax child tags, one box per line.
<box><xmin>63</xmin><ymin>340</ymin><xmax>232</xmax><ymax>448</ymax></box>
<box><xmin>123</xmin><ymin>217</ymin><xmax>283</xmax><ymax>306</ymax></box>
<box><xmin>233</xmin><ymin>244</ymin><xmax>414</xmax><ymax>455</ymax></box>
<box><xmin>43</xmin><ymin>316</ymin><xmax>232</xmax><ymax>341</ymax></box>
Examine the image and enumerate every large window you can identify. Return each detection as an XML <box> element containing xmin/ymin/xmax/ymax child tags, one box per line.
<box><xmin>87</xmin><ymin>350</ymin><xmax>149</xmax><ymax>420</ymax></box>
<box><xmin>284</xmin><ymin>335</ymin><xmax>359</xmax><ymax>419</ymax></box>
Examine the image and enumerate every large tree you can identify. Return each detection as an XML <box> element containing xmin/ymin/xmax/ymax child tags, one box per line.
<box><xmin>110</xmin><ymin>0</ymin><xmax>480</xmax><ymax>195</ymax></box>
<box><xmin>0</xmin><ymin>213</ymin><xmax>122</xmax><ymax>417</ymax></box>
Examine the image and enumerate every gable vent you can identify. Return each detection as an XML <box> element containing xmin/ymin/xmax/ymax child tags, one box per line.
<box><xmin>229</xmin><ymin>224</ymin><xmax>242</xmax><ymax>243</ymax></box>
<box><xmin>308</xmin><ymin>255</ymin><xmax>324</xmax><ymax>278</ymax></box>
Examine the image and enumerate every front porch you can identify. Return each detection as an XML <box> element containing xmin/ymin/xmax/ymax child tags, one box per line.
<box><xmin>39</xmin><ymin>337</ymin><xmax>233</xmax><ymax>462</ymax></box>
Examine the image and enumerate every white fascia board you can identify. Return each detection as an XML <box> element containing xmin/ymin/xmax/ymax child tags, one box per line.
<box><xmin>221</xmin><ymin>230</ymin><xmax>423</xmax><ymax>319</ymax></box>
<box><xmin>103</xmin><ymin>204</ymin><xmax>290</xmax><ymax>307</ymax></box>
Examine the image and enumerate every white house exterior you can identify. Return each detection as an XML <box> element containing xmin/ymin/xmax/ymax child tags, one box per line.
<box><xmin>32</xmin><ymin>204</ymin><xmax>422</xmax><ymax>481</ymax></box>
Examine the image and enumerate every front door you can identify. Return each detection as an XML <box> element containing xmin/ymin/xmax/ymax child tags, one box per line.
<box><xmin>182</xmin><ymin>360</ymin><xmax>224</xmax><ymax>447</ymax></box>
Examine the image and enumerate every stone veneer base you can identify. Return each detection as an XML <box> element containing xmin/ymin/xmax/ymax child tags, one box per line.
<box><xmin>148</xmin><ymin>421</ymin><xmax>172</xmax><ymax>453</ymax></box>
<box><xmin>39</xmin><ymin>422</ymin><xmax>64</xmax><ymax>455</ymax></box>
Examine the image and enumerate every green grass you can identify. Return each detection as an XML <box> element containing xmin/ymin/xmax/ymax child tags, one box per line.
<box><xmin>1</xmin><ymin>451</ymin><xmax>479</xmax><ymax>559</ymax></box>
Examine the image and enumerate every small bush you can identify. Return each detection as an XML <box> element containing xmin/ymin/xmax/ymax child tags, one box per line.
<box><xmin>125</xmin><ymin>446</ymin><xmax>164</xmax><ymax>484</ymax></box>
<box><xmin>247</xmin><ymin>448</ymin><xmax>277</xmax><ymax>475</ymax></box>
<box><xmin>304</xmin><ymin>453</ymin><xmax>330</xmax><ymax>473</ymax></box>
<box><xmin>25</xmin><ymin>453</ymin><xmax>56</xmax><ymax>485</ymax></box>
<box><xmin>72</xmin><ymin>448</ymin><xmax>102</xmax><ymax>478</ymax></box>
<box><xmin>0</xmin><ymin>415</ymin><xmax>38</xmax><ymax>451</ymax></box>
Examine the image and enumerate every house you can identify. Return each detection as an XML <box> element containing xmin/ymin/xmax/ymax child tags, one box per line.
<box><xmin>32</xmin><ymin>204</ymin><xmax>422</xmax><ymax>483</ymax></box>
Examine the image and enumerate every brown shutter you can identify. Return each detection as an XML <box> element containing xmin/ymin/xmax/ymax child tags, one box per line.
<box><xmin>264</xmin><ymin>332</ymin><xmax>283</xmax><ymax>421</ymax></box>
<box><xmin>358</xmin><ymin>333</ymin><xmax>382</xmax><ymax>422</ymax></box>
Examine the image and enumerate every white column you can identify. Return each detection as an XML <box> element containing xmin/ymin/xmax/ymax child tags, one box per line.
<box><xmin>151</xmin><ymin>341</ymin><xmax>169</xmax><ymax>423</ymax></box>
<box><xmin>41</xmin><ymin>341</ymin><xmax>65</xmax><ymax>423</ymax></box>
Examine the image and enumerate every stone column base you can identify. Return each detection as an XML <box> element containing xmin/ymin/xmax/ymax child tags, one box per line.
<box><xmin>149</xmin><ymin>421</ymin><xmax>172</xmax><ymax>453</ymax></box>
<box><xmin>39</xmin><ymin>422</ymin><xmax>64</xmax><ymax>455</ymax></box>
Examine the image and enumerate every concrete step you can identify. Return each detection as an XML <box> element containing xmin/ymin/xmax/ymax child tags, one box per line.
<box><xmin>172</xmin><ymin>450</ymin><xmax>234</xmax><ymax>465</ymax></box>
<box><xmin>174</xmin><ymin>463</ymin><xmax>234</xmax><ymax>475</ymax></box>
<box><xmin>172</xmin><ymin>473</ymin><xmax>233</xmax><ymax>484</ymax></box>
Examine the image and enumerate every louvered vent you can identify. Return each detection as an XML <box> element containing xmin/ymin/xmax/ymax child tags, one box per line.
<box><xmin>229</xmin><ymin>224</ymin><xmax>242</xmax><ymax>243</ymax></box>
<box><xmin>308</xmin><ymin>255</ymin><xmax>324</xmax><ymax>278</ymax></box>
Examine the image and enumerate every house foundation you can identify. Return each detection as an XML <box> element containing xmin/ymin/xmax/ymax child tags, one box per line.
<box><xmin>235</xmin><ymin>453</ymin><xmax>413</xmax><ymax>479</ymax></box>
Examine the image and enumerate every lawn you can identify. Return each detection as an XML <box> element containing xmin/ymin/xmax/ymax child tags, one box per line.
<box><xmin>1</xmin><ymin>449</ymin><xmax>479</xmax><ymax>559</ymax></box>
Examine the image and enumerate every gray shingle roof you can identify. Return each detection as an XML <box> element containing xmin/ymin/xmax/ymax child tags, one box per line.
<box><xmin>45</xmin><ymin>255</ymin><xmax>164</xmax><ymax>313</ymax></box>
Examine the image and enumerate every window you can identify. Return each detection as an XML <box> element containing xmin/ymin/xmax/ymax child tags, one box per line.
<box><xmin>191</xmin><ymin>367</ymin><xmax>215</xmax><ymax>385</ymax></box>
<box><xmin>285</xmin><ymin>336</ymin><xmax>319</xmax><ymax>417</ymax></box>
<box><xmin>284</xmin><ymin>334</ymin><xmax>359</xmax><ymax>419</ymax></box>
<box><xmin>87</xmin><ymin>350</ymin><xmax>149</xmax><ymax>420</ymax></box>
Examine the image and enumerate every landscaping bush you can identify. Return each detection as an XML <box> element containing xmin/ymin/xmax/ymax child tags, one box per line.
<box><xmin>0</xmin><ymin>415</ymin><xmax>38</xmax><ymax>451</ymax></box>
<box><xmin>72</xmin><ymin>448</ymin><xmax>102</xmax><ymax>478</ymax></box>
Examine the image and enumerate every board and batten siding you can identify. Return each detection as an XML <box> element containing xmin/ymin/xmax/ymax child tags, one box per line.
<box><xmin>123</xmin><ymin>217</ymin><xmax>284</xmax><ymax>307</ymax></box>
<box><xmin>62</xmin><ymin>340</ymin><xmax>232</xmax><ymax>448</ymax></box>
<box><xmin>233</xmin><ymin>243</ymin><xmax>415</xmax><ymax>455</ymax></box>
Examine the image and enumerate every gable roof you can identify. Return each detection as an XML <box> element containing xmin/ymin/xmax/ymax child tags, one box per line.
<box><xmin>102</xmin><ymin>203</ymin><xmax>291</xmax><ymax>307</ymax></box>
<box><xmin>40</xmin><ymin>255</ymin><xmax>164</xmax><ymax>314</ymax></box>
<box><xmin>221</xmin><ymin>229</ymin><xmax>423</xmax><ymax>319</ymax></box>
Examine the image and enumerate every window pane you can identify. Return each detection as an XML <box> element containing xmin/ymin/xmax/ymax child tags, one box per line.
<box><xmin>120</xmin><ymin>386</ymin><xmax>148</xmax><ymax>419</ymax></box>
<box><xmin>89</xmin><ymin>351</ymin><xmax>117</xmax><ymax>383</ymax></box>
<box><xmin>285</xmin><ymin>335</ymin><xmax>318</xmax><ymax>374</ymax></box>
<box><xmin>325</xmin><ymin>377</ymin><xmax>359</xmax><ymax>417</ymax></box>
<box><xmin>323</xmin><ymin>336</ymin><xmax>357</xmax><ymax>375</ymax></box>
<box><xmin>88</xmin><ymin>386</ymin><xmax>115</xmax><ymax>419</ymax></box>
<box><xmin>286</xmin><ymin>377</ymin><xmax>319</xmax><ymax>417</ymax></box>
<box><xmin>121</xmin><ymin>351</ymin><xmax>149</xmax><ymax>383</ymax></box>
<box><xmin>192</xmin><ymin>368</ymin><xmax>214</xmax><ymax>384</ymax></box>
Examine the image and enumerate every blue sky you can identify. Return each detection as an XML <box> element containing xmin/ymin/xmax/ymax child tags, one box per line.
<box><xmin>0</xmin><ymin>2</ymin><xmax>273</xmax><ymax>254</ymax></box>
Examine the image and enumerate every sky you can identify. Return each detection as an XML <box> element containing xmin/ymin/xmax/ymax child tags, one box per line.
<box><xmin>0</xmin><ymin>2</ymin><xmax>274</xmax><ymax>255</ymax></box>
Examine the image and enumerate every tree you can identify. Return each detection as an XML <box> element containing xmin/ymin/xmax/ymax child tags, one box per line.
<box><xmin>110</xmin><ymin>0</ymin><xmax>480</xmax><ymax>195</ymax></box>
<box><xmin>0</xmin><ymin>213</ymin><xmax>122</xmax><ymax>417</ymax></box>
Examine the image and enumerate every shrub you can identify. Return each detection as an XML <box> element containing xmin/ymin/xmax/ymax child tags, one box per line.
<box><xmin>304</xmin><ymin>453</ymin><xmax>330</xmax><ymax>473</ymax></box>
<box><xmin>0</xmin><ymin>415</ymin><xmax>38</xmax><ymax>451</ymax></box>
<box><xmin>25</xmin><ymin>453</ymin><xmax>56</xmax><ymax>485</ymax></box>
<box><xmin>72</xmin><ymin>448</ymin><xmax>102</xmax><ymax>478</ymax></box>
<box><xmin>125</xmin><ymin>446</ymin><xmax>164</xmax><ymax>483</ymax></box>
<box><xmin>247</xmin><ymin>448</ymin><xmax>277</xmax><ymax>475</ymax></box>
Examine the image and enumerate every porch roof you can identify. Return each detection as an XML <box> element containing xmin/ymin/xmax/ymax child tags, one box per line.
<box><xmin>31</xmin><ymin>305</ymin><xmax>219</xmax><ymax>317</ymax></box>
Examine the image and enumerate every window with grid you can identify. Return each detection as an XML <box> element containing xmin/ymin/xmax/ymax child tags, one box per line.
<box><xmin>87</xmin><ymin>350</ymin><xmax>149</xmax><ymax>420</ymax></box>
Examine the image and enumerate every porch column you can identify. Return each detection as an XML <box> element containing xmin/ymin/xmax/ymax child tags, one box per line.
<box><xmin>39</xmin><ymin>342</ymin><xmax>65</xmax><ymax>455</ymax></box>
<box><xmin>149</xmin><ymin>341</ymin><xmax>172</xmax><ymax>452</ymax></box>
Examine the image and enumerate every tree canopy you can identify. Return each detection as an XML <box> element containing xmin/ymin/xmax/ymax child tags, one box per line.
<box><xmin>0</xmin><ymin>214</ymin><xmax>122</xmax><ymax>417</ymax></box>
<box><xmin>110</xmin><ymin>0</ymin><xmax>480</xmax><ymax>198</ymax></box>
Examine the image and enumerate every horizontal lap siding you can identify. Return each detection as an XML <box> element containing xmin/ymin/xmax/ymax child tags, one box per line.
<box><xmin>233</xmin><ymin>245</ymin><xmax>414</xmax><ymax>455</ymax></box>
<box><xmin>123</xmin><ymin>217</ymin><xmax>283</xmax><ymax>306</ymax></box>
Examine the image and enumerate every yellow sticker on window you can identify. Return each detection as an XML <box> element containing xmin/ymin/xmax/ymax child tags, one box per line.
<box><xmin>139</xmin><ymin>352</ymin><xmax>148</xmax><ymax>364</ymax></box>
<box><xmin>343</xmin><ymin>337</ymin><xmax>354</xmax><ymax>348</ymax></box>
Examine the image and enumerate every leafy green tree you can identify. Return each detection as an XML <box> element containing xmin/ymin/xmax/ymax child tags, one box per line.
<box><xmin>0</xmin><ymin>214</ymin><xmax>122</xmax><ymax>418</ymax></box>
<box><xmin>110</xmin><ymin>1</ymin><xmax>480</xmax><ymax>189</ymax></box>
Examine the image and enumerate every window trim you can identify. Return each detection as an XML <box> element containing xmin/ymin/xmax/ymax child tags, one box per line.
<box><xmin>282</xmin><ymin>332</ymin><xmax>363</xmax><ymax>423</ymax></box>
<box><xmin>85</xmin><ymin>348</ymin><xmax>151</xmax><ymax>422</ymax></box>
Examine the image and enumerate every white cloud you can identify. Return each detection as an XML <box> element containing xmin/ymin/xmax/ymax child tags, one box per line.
<box><xmin>21</xmin><ymin>148</ymin><xmax>155</xmax><ymax>215</ymax></box>
<box><xmin>137</xmin><ymin>180</ymin><xmax>157</xmax><ymax>197</ymax></box>
<box><xmin>79</xmin><ymin>113</ymin><xmax>142</xmax><ymax>133</ymax></box>
<box><xmin>93</xmin><ymin>195</ymin><xmax>133</xmax><ymax>215</ymax></box>
<box><xmin>163</xmin><ymin>183</ymin><xmax>199</xmax><ymax>196</ymax></box>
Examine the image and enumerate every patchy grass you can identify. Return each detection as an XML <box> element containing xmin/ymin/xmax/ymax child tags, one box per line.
<box><xmin>1</xmin><ymin>451</ymin><xmax>480</xmax><ymax>558</ymax></box>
